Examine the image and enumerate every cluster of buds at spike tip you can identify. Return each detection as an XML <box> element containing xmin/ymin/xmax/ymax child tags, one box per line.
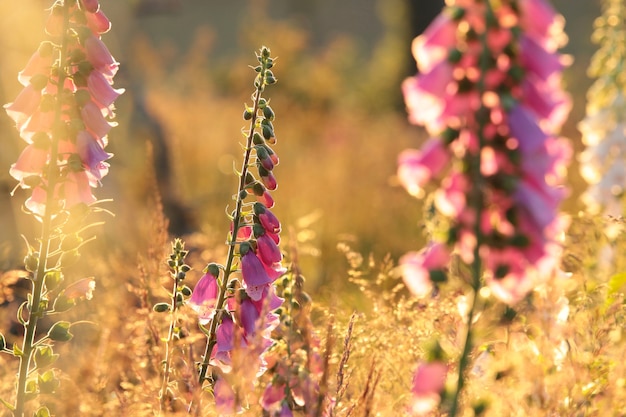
<box><xmin>398</xmin><ymin>0</ymin><xmax>572</xmax><ymax>306</ymax></box>
<box><xmin>578</xmin><ymin>0</ymin><xmax>626</xmax><ymax>225</ymax></box>
<box><xmin>4</xmin><ymin>0</ymin><xmax>123</xmax><ymax>218</ymax></box>
<box><xmin>190</xmin><ymin>47</ymin><xmax>285</xmax><ymax>412</ymax></box>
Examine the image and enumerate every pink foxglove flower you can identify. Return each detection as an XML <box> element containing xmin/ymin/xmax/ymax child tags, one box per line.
<box><xmin>189</xmin><ymin>272</ymin><xmax>219</xmax><ymax>325</ymax></box>
<box><xmin>398</xmin><ymin>0</ymin><xmax>571</xmax><ymax>305</ymax></box>
<box><xmin>410</xmin><ymin>361</ymin><xmax>448</xmax><ymax>416</ymax></box>
<box><xmin>4</xmin><ymin>0</ymin><xmax>123</xmax><ymax>217</ymax></box>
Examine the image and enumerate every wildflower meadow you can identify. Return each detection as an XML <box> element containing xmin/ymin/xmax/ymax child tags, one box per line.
<box><xmin>0</xmin><ymin>0</ymin><xmax>625</xmax><ymax>416</ymax></box>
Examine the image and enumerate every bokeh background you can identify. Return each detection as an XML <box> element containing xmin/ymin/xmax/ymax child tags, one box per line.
<box><xmin>0</xmin><ymin>0</ymin><xmax>602</xmax><ymax>298</ymax></box>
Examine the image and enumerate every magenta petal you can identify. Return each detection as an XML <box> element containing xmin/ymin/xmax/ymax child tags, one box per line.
<box><xmin>258</xmin><ymin>208</ymin><xmax>281</xmax><ymax>234</ymax></box>
<box><xmin>241</xmin><ymin>251</ymin><xmax>273</xmax><ymax>287</ymax></box>
<box><xmin>85</xmin><ymin>35</ymin><xmax>118</xmax><ymax>77</ymax></box>
<box><xmin>398</xmin><ymin>138</ymin><xmax>449</xmax><ymax>197</ymax></box>
<box><xmin>412</xmin><ymin>12</ymin><xmax>457</xmax><ymax>73</ymax></box>
<box><xmin>240</xmin><ymin>298</ymin><xmax>260</xmax><ymax>337</ymax></box>
<box><xmin>257</xmin><ymin>234</ymin><xmax>282</xmax><ymax>266</ymax></box>
<box><xmin>189</xmin><ymin>272</ymin><xmax>219</xmax><ymax>324</ymax></box>
<box><xmin>520</xmin><ymin>35</ymin><xmax>565</xmax><ymax>80</ymax></box>
<box><xmin>9</xmin><ymin>144</ymin><xmax>48</xmax><ymax>183</ymax></box>
<box><xmin>86</xmin><ymin>10</ymin><xmax>111</xmax><ymax>34</ymax></box>
<box><xmin>261</xmin><ymin>383</ymin><xmax>286</xmax><ymax>411</ymax></box>
<box><xmin>87</xmin><ymin>71</ymin><xmax>124</xmax><ymax>108</ymax></box>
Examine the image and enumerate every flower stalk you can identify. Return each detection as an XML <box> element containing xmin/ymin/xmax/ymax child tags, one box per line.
<box><xmin>399</xmin><ymin>0</ymin><xmax>571</xmax><ymax>414</ymax></box>
<box><xmin>196</xmin><ymin>46</ymin><xmax>282</xmax><ymax>389</ymax></box>
<box><xmin>3</xmin><ymin>0</ymin><xmax>122</xmax><ymax>414</ymax></box>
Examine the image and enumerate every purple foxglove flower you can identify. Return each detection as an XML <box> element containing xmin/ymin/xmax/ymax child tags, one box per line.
<box><xmin>86</xmin><ymin>10</ymin><xmax>112</xmax><ymax>34</ymax></box>
<box><xmin>81</xmin><ymin>100</ymin><xmax>116</xmax><ymax>139</ymax></box>
<box><xmin>397</xmin><ymin>137</ymin><xmax>450</xmax><ymax>197</ymax></box>
<box><xmin>256</xmin><ymin>233</ymin><xmax>282</xmax><ymax>266</ymax></box>
<box><xmin>189</xmin><ymin>272</ymin><xmax>219</xmax><ymax>325</ymax></box>
<box><xmin>241</xmin><ymin>250</ymin><xmax>273</xmax><ymax>287</ymax></box>
<box><xmin>84</xmin><ymin>35</ymin><xmax>118</xmax><ymax>78</ymax></box>
<box><xmin>410</xmin><ymin>361</ymin><xmax>447</xmax><ymax>415</ymax></box>
<box><xmin>255</xmin><ymin>203</ymin><xmax>281</xmax><ymax>234</ymax></box>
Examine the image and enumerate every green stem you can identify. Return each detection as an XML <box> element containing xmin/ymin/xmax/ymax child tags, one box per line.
<box><xmin>159</xmin><ymin>267</ymin><xmax>182</xmax><ymax>412</ymax></box>
<box><xmin>13</xmin><ymin>3</ymin><xmax>71</xmax><ymax>416</ymax></box>
<box><xmin>448</xmin><ymin>1</ymin><xmax>494</xmax><ymax>415</ymax></box>
<box><xmin>197</xmin><ymin>65</ymin><xmax>267</xmax><ymax>386</ymax></box>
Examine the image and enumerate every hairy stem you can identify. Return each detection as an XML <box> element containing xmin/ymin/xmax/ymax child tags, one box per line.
<box><xmin>448</xmin><ymin>1</ymin><xmax>494</xmax><ymax>415</ymax></box>
<box><xmin>159</xmin><ymin>264</ymin><xmax>183</xmax><ymax>411</ymax></box>
<box><xmin>197</xmin><ymin>63</ymin><xmax>267</xmax><ymax>386</ymax></box>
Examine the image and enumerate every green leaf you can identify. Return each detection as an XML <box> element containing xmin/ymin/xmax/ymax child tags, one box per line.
<box><xmin>13</xmin><ymin>343</ymin><xmax>24</xmax><ymax>357</ymax></box>
<box><xmin>0</xmin><ymin>397</ymin><xmax>15</xmax><ymax>411</ymax></box>
<box><xmin>17</xmin><ymin>301</ymin><xmax>28</xmax><ymax>326</ymax></box>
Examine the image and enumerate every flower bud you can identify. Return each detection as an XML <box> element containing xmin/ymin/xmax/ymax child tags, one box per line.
<box><xmin>24</xmin><ymin>252</ymin><xmax>39</xmax><ymax>272</ymax></box>
<box><xmin>0</xmin><ymin>333</ymin><xmax>5</xmax><ymax>350</ymax></box>
<box><xmin>243</xmin><ymin>108</ymin><xmax>253</xmax><ymax>120</ymax></box>
<box><xmin>153</xmin><ymin>302</ymin><xmax>171</xmax><ymax>313</ymax></box>
<box><xmin>44</xmin><ymin>270</ymin><xmax>63</xmax><ymax>291</ymax></box>
<box><xmin>206</xmin><ymin>262</ymin><xmax>221</xmax><ymax>278</ymax></box>
<box><xmin>263</xmin><ymin>106</ymin><xmax>275</xmax><ymax>121</ymax></box>
<box><xmin>180</xmin><ymin>285</ymin><xmax>192</xmax><ymax>297</ymax></box>
<box><xmin>47</xmin><ymin>321</ymin><xmax>73</xmax><ymax>342</ymax></box>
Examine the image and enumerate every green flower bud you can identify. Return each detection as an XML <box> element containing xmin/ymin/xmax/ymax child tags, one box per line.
<box><xmin>153</xmin><ymin>302</ymin><xmax>171</xmax><ymax>313</ymax></box>
<box><xmin>258</xmin><ymin>98</ymin><xmax>268</xmax><ymax>108</ymax></box>
<box><xmin>253</xmin><ymin>132</ymin><xmax>265</xmax><ymax>145</ymax></box>
<box><xmin>24</xmin><ymin>252</ymin><xmax>39</xmax><ymax>273</ymax></box>
<box><xmin>206</xmin><ymin>263</ymin><xmax>221</xmax><ymax>278</ymax></box>
<box><xmin>429</xmin><ymin>269</ymin><xmax>447</xmax><ymax>283</ymax></box>
<box><xmin>35</xmin><ymin>406</ymin><xmax>52</xmax><ymax>417</ymax></box>
<box><xmin>44</xmin><ymin>270</ymin><xmax>63</xmax><ymax>291</ymax></box>
<box><xmin>261</xmin><ymin>46</ymin><xmax>271</xmax><ymax>59</ymax></box>
<box><xmin>0</xmin><ymin>333</ymin><xmax>5</xmax><ymax>350</ymax></box>
<box><xmin>52</xmin><ymin>295</ymin><xmax>75</xmax><ymax>313</ymax></box>
<box><xmin>47</xmin><ymin>321</ymin><xmax>73</xmax><ymax>342</ymax></box>
<box><xmin>243</xmin><ymin>108</ymin><xmax>253</xmax><ymax>120</ymax></box>
<box><xmin>262</xmin><ymin>106</ymin><xmax>275</xmax><ymax>121</ymax></box>
<box><xmin>262</xmin><ymin>123</ymin><xmax>275</xmax><ymax>141</ymax></box>
<box><xmin>265</xmin><ymin>71</ymin><xmax>277</xmax><ymax>85</ymax></box>
<box><xmin>180</xmin><ymin>285</ymin><xmax>192</xmax><ymax>297</ymax></box>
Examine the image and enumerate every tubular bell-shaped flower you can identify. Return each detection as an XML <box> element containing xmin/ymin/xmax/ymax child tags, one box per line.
<box><xmin>4</xmin><ymin>0</ymin><xmax>123</xmax><ymax>217</ymax></box>
<box><xmin>399</xmin><ymin>0</ymin><xmax>571</xmax><ymax>306</ymax></box>
<box><xmin>191</xmin><ymin>48</ymin><xmax>285</xmax><ymax>409</ymax></box>
<box><xmin>398</xmin><ymin>1</ymin><xmax>571</xmax><ymax>414</ymax></box>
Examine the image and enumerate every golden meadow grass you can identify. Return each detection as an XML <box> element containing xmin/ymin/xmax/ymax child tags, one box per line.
<box><xmin>0</xmin><ymin>1</ymin><xmax>625</xmax><ymax>416</ymax></box>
